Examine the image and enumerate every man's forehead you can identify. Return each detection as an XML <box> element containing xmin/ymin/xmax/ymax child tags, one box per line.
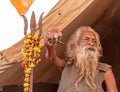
<box><xmin>81</xmin><ymin>30</ymin><xmax>96</xmax><ymax>38</ymax></box>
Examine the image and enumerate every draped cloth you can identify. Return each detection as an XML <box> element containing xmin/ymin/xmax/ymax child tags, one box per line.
<box><xmin>10</xmin><ymin>0</ymin><xmax>34</xmax><ymax>15</ymax></box>
<box><xmin>0</xmin><ymin>53</ymin><xmax>61</xmax><ymax>87</ymax></box>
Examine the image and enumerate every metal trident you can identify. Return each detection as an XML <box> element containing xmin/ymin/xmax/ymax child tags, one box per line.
<box><xmin>22</xmin><ymin>11</ymin><xmax>44</xmax><ymax>92</ymax></box>
<box><xmin>22</xmin><ymin>11</ymin><xmax>44</xmax><ymax>36</ymax></box>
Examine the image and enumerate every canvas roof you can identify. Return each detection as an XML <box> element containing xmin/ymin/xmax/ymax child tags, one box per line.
<box><xmin>1</xmin><ymin>0</ymin><xmax>120</xmax><ymax>89</ymax></box>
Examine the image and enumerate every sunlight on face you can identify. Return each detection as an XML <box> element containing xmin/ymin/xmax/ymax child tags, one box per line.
<box><xmin>78</xmin><ymin>30</ymin><xmax>97</xmax><ymax>48</ymax></box>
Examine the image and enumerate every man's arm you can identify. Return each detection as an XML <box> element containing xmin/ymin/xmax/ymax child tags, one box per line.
<box><xmin>45</xmin><ymin>45</ymin><xmax>65</xmax><ymax>70</ymax></box>
<box><xmin>104</xmin><ymin>69</ymin><xmax>118</xmax><ymax>92</ymax></box>
<box><xmin>44</xmin><ymin>30</ymin><xmax>66</xmax><ymax>70</ymax></box>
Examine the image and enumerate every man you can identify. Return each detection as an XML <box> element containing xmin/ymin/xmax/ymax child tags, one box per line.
<box><xmin>44</xmin><ymin>26</ymin><xmax>118</xmax><ymax>92</ymax></box>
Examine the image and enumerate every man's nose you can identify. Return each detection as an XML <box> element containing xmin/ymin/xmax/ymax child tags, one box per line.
<box><xmin>88</xmin><ymin>39</ymin><xmax>94</xmax><ymax>46</ymax></box>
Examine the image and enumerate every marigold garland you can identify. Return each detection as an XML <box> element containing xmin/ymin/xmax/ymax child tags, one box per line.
<box><xmin>21</xmin><ymin>34</ymin><xmax>42</xmax><ymax>92</ymax></box>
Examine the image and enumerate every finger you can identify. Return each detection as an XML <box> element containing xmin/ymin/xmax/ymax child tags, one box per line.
<box><xmin>53</xmin><ymin>33</ymin><xmax>59</xmax><ymax>38</ymax></box>
<box><xmin>59</xmin><ymin>31</ymin><xmax>62</xmax><ymax>37</ymax></box>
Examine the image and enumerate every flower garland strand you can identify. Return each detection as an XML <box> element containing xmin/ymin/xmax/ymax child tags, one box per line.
<box><xmin>21</xmin><ymin>34</ymin><xmax>42</xmax><ymax>92</ymax></box>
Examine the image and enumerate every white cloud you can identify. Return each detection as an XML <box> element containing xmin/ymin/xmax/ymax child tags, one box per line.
<box><xmin>0</xmin><ymin>0</ymin><xmax>58</xmax><ymax>50</ymax></box>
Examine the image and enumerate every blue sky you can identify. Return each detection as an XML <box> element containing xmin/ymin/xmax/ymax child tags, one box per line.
<box><xmin>0</xmin><ymin>0</ymin><xmax>58</xmax><ymax>50</ymax></box>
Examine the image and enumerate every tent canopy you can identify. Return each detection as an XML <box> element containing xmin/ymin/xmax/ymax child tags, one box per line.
<box><xmin>0</xmin><ymin>0</ymin><xmax>120</xmax><ymax>91</ymax></box>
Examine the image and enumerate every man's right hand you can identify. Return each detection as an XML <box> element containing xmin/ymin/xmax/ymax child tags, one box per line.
<box><xmin>44</xmin><ymin>29</ymin><xmax>62</xmax><ymax>47</ymax></box>
<box><xmin>44</xmin><ymin>29</ymin><xmax>65</xmax><ymax>70</ymax></box>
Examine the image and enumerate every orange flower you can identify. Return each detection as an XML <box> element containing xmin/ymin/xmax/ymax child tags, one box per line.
<box><xmin>22</xmin><ymin>33</ymin><xmax>43</xmax><ymax>92</ymax></box>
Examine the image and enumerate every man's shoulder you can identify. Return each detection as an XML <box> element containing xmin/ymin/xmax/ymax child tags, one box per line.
<box><xmin>97</xmin><ymin>62</ymin><xmax>112</xmax><ymax>72</ymax></box>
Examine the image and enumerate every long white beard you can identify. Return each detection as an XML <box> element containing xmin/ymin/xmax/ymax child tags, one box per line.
<box><xmin>74</xmin><ymin>45</ymin><xmax>101</xmax><ymax>90</ymax></box>
<box><xmin>75</xmin><ymin>45</ymin><xmax>100</xmax><ymax>67</ymax></box>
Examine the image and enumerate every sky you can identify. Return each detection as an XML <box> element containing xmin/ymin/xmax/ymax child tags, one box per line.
<box><xmin>0</xmin><ymin>0</ymin><xmax>59</xmax><ymax>50</ymax></box>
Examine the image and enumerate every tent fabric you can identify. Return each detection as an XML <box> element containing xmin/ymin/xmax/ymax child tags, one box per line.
<box><xmin>0</xmin><ymin>0</ymin><xmax>115</xmax><ymax>88</ymax></box>
<box><xmin>0</xmin><ymin>58</ymin><xmax>61</xmax><ymax>87</ymax></box>
<box><xmin>0</xmin><ymin>60</ymin><xmax>24</xmax><ymax>86</ymax></box>
<box><xmin>2</xmin><ymin>82</ymin><xmax>58</xmax><ymax>92</ymax></box>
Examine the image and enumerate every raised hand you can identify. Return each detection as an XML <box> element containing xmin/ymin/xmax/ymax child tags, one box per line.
<box><xmin>44</xmin><ymin>29</ymin><xmax>63</xmax><ymax>47</ymax></box>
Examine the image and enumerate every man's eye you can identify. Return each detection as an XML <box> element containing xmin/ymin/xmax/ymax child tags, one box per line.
<box><xmin>83</xmin><ymin>37</ymin><xmax>89</xmax><ymax>40</ymax></box>
<box><xmin>93</xmin><ymin>40</ymin><xmax>97</xmax><ymax>43</ymax></box>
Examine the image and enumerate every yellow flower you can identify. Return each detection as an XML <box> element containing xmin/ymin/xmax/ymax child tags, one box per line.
<box><xmin>25</xmin><ymin>34</ymin><xmax>32</xmax><ymax>39</ymax></box>
<box><xmin>24</xmin><ymin>87</ymin><xmax>29</xmax><ymax>92</ymax></box>
<box><xmin>28</xmin><ymin>57</ymin><xmax>32</xmax><ymax>61</ymax></box>
<box><xmin>21</xmin><ymin>48</ymin><xmax>25</xmax><ymax>54</ymax></box>
<box><xmin>24</xmin><ymin>39</ymin><xmax>32</xmax><ymax>44</ymax></box>
<box><xmin>22</xmin><ymin>33</ymin><xmax>43</xmax><ymax>92</ymax></box>
<box><xmin>24</xmin><ymin>78</ymin><xmax>30</xmax><ymax>83</ymax></box>
<box><xmin>29</xmin><ymin>63</ymin><xmax>35</xmax><ymax>68</ymax></box>
<box><xmin>36</xmin><ymin>59</ymin><xmax>41</xmax><ymax>63</ymax></box>
<box><xmin>39</xmin><ymin>43</ymin><xmax>43</xmax><ymax>48</ymax></box>
<box><xmin>24</xmin><ymin>68</ymin><xmax>32</xmax><ymax>74</ymax></box>
<box><xmin>22</xmin><ymin>53</ymin><xmax>26</xmax><ymax>57</ymax></box>
<box><xmin>33</xmin><ymin>34</ymin><xmax>39</xmax><ymax>40</ymax></box>
<box><xmin>25</xmin><ymin>73</ymin><xmax>30</xmax><ymax>78</ymax></box>
<box><xmin>23</xmin><ymin>83</ymin><xmax>30</xmax><ymax>87</ymax></box>
<box><xmin>33</xmin><ymin>47</ymin><xmax>40</xmax><ymax>53</ymax></box>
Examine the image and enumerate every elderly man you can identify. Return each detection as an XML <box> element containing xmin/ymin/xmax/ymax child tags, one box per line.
<box><xmin>44</xmin><ymin>26</ymin><xmax>118</xmax><ymax>92</ymax></box>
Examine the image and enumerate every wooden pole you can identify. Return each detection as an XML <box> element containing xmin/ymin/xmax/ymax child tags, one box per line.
<box><xmin>30</xmin><ymin>69</ymin><xmax>33</xmax><ymax>92</ymax></box>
